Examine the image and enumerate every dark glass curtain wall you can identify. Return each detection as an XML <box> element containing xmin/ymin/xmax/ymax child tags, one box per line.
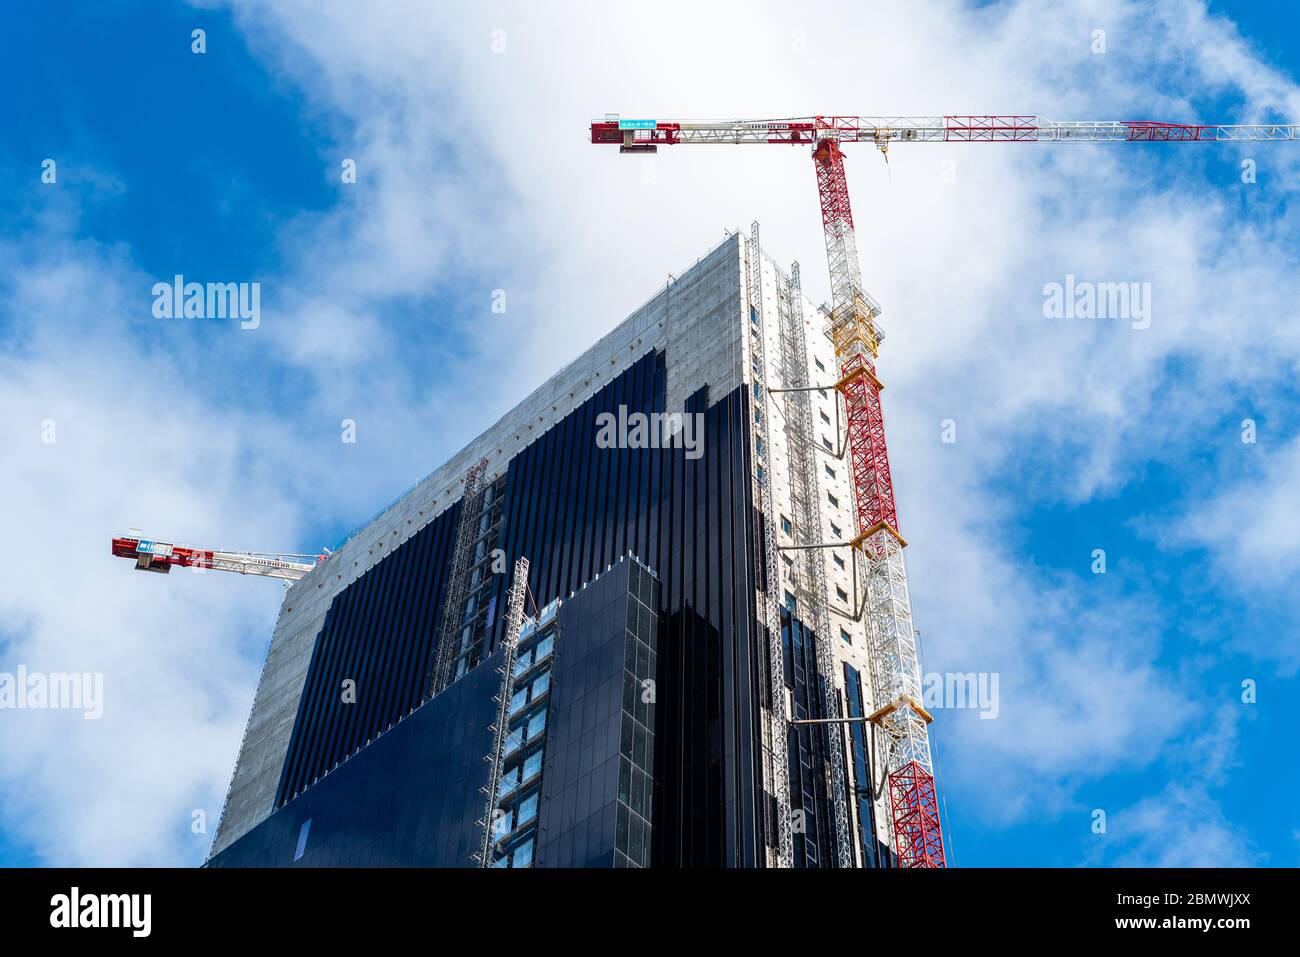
<box><xmin>276</xmin><ymin>349</ymin><xmax>770</xmax><ymax>866</ymax></box>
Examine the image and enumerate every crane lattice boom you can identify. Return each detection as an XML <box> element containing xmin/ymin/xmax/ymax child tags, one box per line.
<box><xmin>111</xmin><ymin>533</ymin><xmax>326</xmax><ymax>582</ymax></box>
<box><xmin>592</xmin><ymin>114</ymin><xmax>1299</xmax><ymax>149</ymax></box>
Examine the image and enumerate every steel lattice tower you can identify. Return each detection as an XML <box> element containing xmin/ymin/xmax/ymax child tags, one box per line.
<box><xmin>815</xmin><ymin>138</ymin><xmax>944</xmax><ymax>868</ymax></box>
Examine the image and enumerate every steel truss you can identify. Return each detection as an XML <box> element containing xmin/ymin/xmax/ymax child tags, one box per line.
<box><xmin>593</xmin><ymin>115</ymin><xmax>1300</xmax><ymax>150</ymax></box>
<box><xmin>813</xmin><ymin>138</ymin><xmax>946</xmax><ymax>868</ymax></box>
<box><xmin>475</xmin><ymin>556</ymin><xmax>530</xmax><ymax>866</ymax></box>
<box><xmin>430</xmin><ymin>457</ymin><xmax>489</xmax><ymax>697</ymax></box>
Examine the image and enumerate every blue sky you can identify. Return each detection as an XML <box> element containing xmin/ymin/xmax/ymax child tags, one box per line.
<box><xmin>1</xmin><ymin>0</ymin><xmax>1298</xmax><ymax>867</ymax></box>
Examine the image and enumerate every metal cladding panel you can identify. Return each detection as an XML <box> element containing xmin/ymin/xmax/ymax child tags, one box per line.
<box><xmin>206</xmin><ymin>651</ymin><xmax>501</xmax><ymax>867</ymax></box>
<box><xmin>534</xmin><ymin>560</ymin><xmax>631</xmax><ymax>868</ymax></box>
<box><xmin>274</xmin><ymin>502</ymin><xmax>460</xmax><ymax>807</ymax></box>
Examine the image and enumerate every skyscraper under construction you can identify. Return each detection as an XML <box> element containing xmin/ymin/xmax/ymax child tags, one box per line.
<box><xmin>206</xmin><ymin>225</ymin><xmax>933</xmax><ymax>868</ymax></box>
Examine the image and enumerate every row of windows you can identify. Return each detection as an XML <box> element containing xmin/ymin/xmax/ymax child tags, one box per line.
<box><xmin>781</xmin><ymin>608</ymin><xmax>836</xmax><ymax>868</ymax></box>
<box><xmin>615</xmin><ymin>801</ymin><xmax>652</xmax><ymax>865</ymax></box>
<box><xmin>498</xmin><ymin>746</ymin><xmax>544</xmax><ymax>799</ymax></box>
<box><xmin>509</xmin><ymin>667</ymin><xmax>550</xmax><ymax>716</ymax></box>
<box><xmin>492</xmin><ymin>621</ymin><xmax>559</xmax><ymax>867</ymax></box>
<box><xmin>617</xmin><ymin>753</ymin><xmax>653</xmax><ymax>823</ymax></box>
<box><xmin>620</xmin><ymin>708</ymin><xmax>654</xmax><ymax>770</ymax></box>
<box><xmin>491</xmin><ymin>787</ymin><xmax>539</xmax><ymax>840</ymax></box>
<box><xmin>503</xmin><ymin>706</ymin><xmax>546</xmax><ymax>758</ymax></box>
<box><xmin>490</xmin><ymin>833</ymin><xmax>534</xmax><ymax>869</ymax></box>
<box><xmin>617</xmin><ymin>585</ymin><xmax>657</xmax><ymax>867</ymax></box>
<box><xmin>512</xmin><ymin>632</ymin><xmax>554</xmax><ymax>679</ymax></box>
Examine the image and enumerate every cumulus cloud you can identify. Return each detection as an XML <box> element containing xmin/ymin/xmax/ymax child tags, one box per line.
<box><xmin>0</xmin><ymin>219</ymin><xmax>304</xmax><ymax>864</ymax></box>
<box><xmin>4</xmin><ymin>0</ymin><xmax>1296</xmax><ymax>863</ymax></box>
<box><xmin>1087</xmin><ymin>704</ymin><xmax>1261</xmax><ymax>866</ymax></box>
<box><xmin>202</xmin><ymin>0</ymin><xmax>1299</xmax><ymax>854</ymax></box>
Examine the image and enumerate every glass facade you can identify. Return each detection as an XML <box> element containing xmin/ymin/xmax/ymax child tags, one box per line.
<box><xmin>781</xmin><ymin>607</ymin><xmax>837</xmax><ymax>868</ymax></box>
<box><xmin>489</xmin><ymin>600</ymin><xmax>558</xmax><ymax>868</ymax></box>
<box><xmin>843</xmin><ymin>662</ymin><xmax>893</xmax><ymax>869</ymax></box>
<box><xmin>209</xmin><ymin>654</ymin><xmax>503</xmax><ymax>867</ymax></box>
<box><xmin>211</xmin><ymin>555</ymin><xmax>663</xmax><ymax>869</ymax></box>
<box><xmin>615</xmin><ymin>559</ymin><xmax>657</xmax><ymax>867</ymax></box>
<box><xmin>531</xmin><ymin>556</ymin><xmax>658</xmax><ymax>867</ymax></box>
<box><xmin>213</xmin><ymin>345</ymin><xmax>883</xmax><ymax>868</ymax></box>
<box><xmin>275</xmin><ymin>501</ymin><xmax>462</xmax><ymax>808</ymax></box>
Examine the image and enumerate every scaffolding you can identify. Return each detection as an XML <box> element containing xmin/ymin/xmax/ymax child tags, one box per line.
<box><xmin>777</xmin><ymin>261</ymin><xmax>853</xmax><ymax>869</ymax></box>
<box><xmin>429</xmin><ymin>457</ymin><xmax>489</xmax><ymax>697</ymax></box>
<box><xmin>746</xmin><ymin>223</ymin><xmax>794</xmax><ymax>870</ymax></box>
<box><xmin>475</xmin><ymin>556</ymin><xmax>531</xmax><ymax>866</ymax></box>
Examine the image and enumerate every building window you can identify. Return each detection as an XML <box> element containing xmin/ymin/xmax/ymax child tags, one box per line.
<box><xmin>516</xmin><ymin>791</ymin><xmax>540</xmax><ymax>827</ymax></box>
<box><xmin>512</xmin><ymin>837</ymin><xmax>534</xmax><ymax>868</ymax></box>
<box><xmin>828</xmin><ymin>492</ymin><xmax>839</xmax><ymax>509</ymax></box>
<box><xmin>783</xmin><ymin>591</ymin><xmax>797</xmax><ymax>612</ymax></box>
<box><xmin>822</xmin><ymin>437</ymin><xmax>833</xmax><ymax>452</ymax></box>
<box><xmin>836</xmin><ymin>587</ymin><xmax>849</xmax><ymax>603</ymax></box>
<box><xmin>815</xmin><ymin>357</ymin><xmax>825</xmax><ymax>372</ymax></box>
<box><xmin>293</xmin><ymin>819</ymin><xmax>311</xmax><ymax>862</ymax></box>
<box><xmin>825</xmin><ymin>464</ymin><xmax>836</xmax><ymax>479</ymax></box>
<box><xmin>820</xmin><ymin>409</ymin><xmax>831</xmax><ymax>425</ymax></box>
<box><xmin>509</xmin><ymin>687</ymin><xmax>528</xmax><ymax>715</ymax></box>
<box><xmin>780</xmin><ymin>514</ymin><xmax>792</xmax><ymax>535</ymax></box>
<box><xmin>833</xmin><ymin>553</ymin><xmax>845</xmax><ymax>569</ymax></box>
<box><xmin>830</xmin><ymin>522</ymin><xmax>842</xmax><ymax>538</ymax></box>
<box><xmin>522</xmin><ymin>747</ymin><xmax>544</xmax><ymax>782</ymax></box>
<box><xmin>840</xmin><ymin>628</ymin><xmax>852</xmax><ymax>644</ymax></box>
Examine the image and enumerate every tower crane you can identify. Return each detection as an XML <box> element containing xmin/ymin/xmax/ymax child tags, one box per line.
<box><xmin>111</xmin><ymin>530</ymin><xmax>327</xmax><ymax>582</ymax></box>
<box><xmin>592</xmin><ymin>112</ymin><xmax>1299</xmax><ymax>869</ymax></box>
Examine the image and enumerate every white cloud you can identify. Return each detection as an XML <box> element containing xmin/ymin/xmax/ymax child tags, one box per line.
<box><xmin>203</xmin><ymin>0</ymin><xmax>1300</xmax><ymax>844</ymax></box>
<box><xmin>1088</xmin><ymin>705</ymin><xmax>1260</xmax><ymax>866</ymax></box>
<box><xmin>0</xmin><ymin>226</ymin><xmax>304</xmax><ymax>865</ymax></box>
<box><xmin>1103</xmin><ymin>782</ymin><xmax>1259</xmax><ymax>867</ymax></box>
<box><xmin>6</xmin><ymin>0</ymin><xmax>1298</xmax><ymax>863</ymax></box>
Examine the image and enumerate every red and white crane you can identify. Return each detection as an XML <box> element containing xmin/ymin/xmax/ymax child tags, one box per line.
<box><xmin>111</xmin><ymin>530</ymin><xmax>327</xmax><ymax>582</ymax></box>
<box><xmin>593</xmin><ymin>112</ymin><xmax>1299</xmax><ymax>869</ymax></box>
